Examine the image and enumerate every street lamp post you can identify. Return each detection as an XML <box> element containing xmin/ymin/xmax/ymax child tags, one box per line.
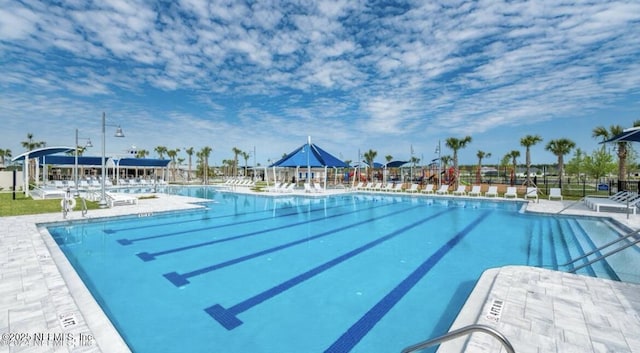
<box><xmin>99</xmin><ymin>112</ymin><xmax>125</xmax><ymax>208</ymax></box>
<box><xmin>74</xmin><ymin>129</ymin><xmax>92</xmax><ymax>196</ymax></box>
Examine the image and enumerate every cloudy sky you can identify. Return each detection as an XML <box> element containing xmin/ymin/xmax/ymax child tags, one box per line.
<box><xmin>2</xmin><ymin>0</ymin><xmax>639</xmax><ymax>167</ymax></box>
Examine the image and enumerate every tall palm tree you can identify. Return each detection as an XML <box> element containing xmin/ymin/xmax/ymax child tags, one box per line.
<box><xmin>445</xmin><ymin>136</ymin><xmax>472</xmax><ymax>187</ymax></box>
<box><xmin>593</xmin><ymin>120</ymin><xmax>640</xmax><ymax>183</ymax></box>
<box><xmin>232</xmin><ymin>147</ymin><xmax>242</xmax><ymax>177</ymax></box>
<box><xmin>520</xmin><ymin>135</ymin><xmax>543</xmax><ymax>186</ymax></box>
<box><xmin>185</xmin><ymin>147</ymin><xmax>194</xmax><ymax>182</ymax></box>
<box><xmin>241</xmin><ymin>151</ymin><xmax>250</xmax><ymax>178</ymax></box>
<box><xmin>21</xmin><ymin>133</ymin><xmax>46</xmax><ymax>182</ymax></box>
<box><xmin>0</xmin><ymin>148</ymin><xmax>12</xmax><ymax>167</ymax></box>
<box><xmin>476</xmin><ymin>150</ymin><xmax>491</xmax><ymax>184</ymax></box>
<box><xmin>545</xmin><ymin>138</ymin><xmax>576</xmax><ymax>188</ymax></box>
<box><xmin>166</xmin><ymin>148</ymin><xmax>180</xmax><ymax>181</ymax></box>
<box><xmin>199</xmin><ymin>146</ymin><xmax>212</xmax><ymax>184</ymax></box>
<box><xmin>154</xmin><ymin>146</ymin><xmax>167</xmax><ymax>159</ymax></box>
<box><xmin>363</xmin><ymin>149</ymin><xmax>377</xmax><ymax>182</ymax></box>
<box><xmin>507</xmin><ymin>150</ymin><xmax>520</xmax><ymax>186</ymax></box>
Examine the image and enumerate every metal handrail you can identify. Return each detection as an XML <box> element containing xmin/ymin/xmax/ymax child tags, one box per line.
<box><xmin>570</xmin><ymin>238</ymin><xmax>640</xmax><ymax>273</ymax></box>
<box><xmin>401</xmin><ymin>324</ymin><xmax>515</xmax><ymax>353</ymax></box>
<box><xmin>556</xmin><ymin>197</ymin><xmax>584</xmax><ymax>214</ymax></box>
<box><xmin>80</xmin><ymin>197</ymin><xmax>88</xmax><ymax>217</ymax></box>
<box><xmin>561</xmin><ymin>228</ymin><xmax>640</xmax><ymax>266</ymax></box>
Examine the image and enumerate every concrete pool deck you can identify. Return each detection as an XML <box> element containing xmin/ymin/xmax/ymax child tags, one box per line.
<box><xmin>0</xmin><ymin>190</ymin><xmax>639</xmax><ymax>353</ymax></box>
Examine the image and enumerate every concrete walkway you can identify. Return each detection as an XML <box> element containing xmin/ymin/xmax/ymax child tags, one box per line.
<box><xmin>1</xmin><ymin>190</ymin><xmax>639</xmax><ymax>353</ymax></box>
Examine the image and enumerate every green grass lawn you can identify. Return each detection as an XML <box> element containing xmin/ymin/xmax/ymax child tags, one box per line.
<box><xmin>0</xmin><ymin>192</ymin><xmax>100</xmax><ymax>217</ymax></box>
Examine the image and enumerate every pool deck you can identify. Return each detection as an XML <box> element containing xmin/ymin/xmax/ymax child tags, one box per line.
<box><xmin>1</xmin><ymin>189</ymin><xmax>639</xmax><ymax>353</ymax></box>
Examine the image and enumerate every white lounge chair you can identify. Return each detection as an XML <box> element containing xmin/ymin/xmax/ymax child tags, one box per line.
<box><xmin>436</xmin><ymin>185</ymin><xmax>450</xmax><ymax>195</ymax></box>
<box><xmin>421</xmin><ymin>184</ymin><xmax>434</xmax><ymax>194</ymax></box>
<box><xmin>313</xmin><ymin>183</ymin><xmax>324</xmax><ymax>193</ymax></box>
<box><xmin>468</xmin><ymin>185</ymin><xmax>482</xmax><ymax>197</ymax></box>
<box><xmin>452</xmin><ymin>185</ymin><xmax>467</xmax><ymax>196</ymax></box>
<box><xmin>406</xmin><ymin>184</ymin><xmax>420</xmax><ymax>193</ymax></box>
<box><xmin>549</xmin><ymin>188</ymin><xmax>563</xmax><ymax>200</ymax></box>
<box><xmin>106</xmin><ymin>192</ymin><xmax>138</xmax><ymax>207</ymax></box>
<box><xmin>525</xmin><ymin>187</ymin><xmax>538</xmax><ymax>201</ymax></box>
<box><xmin>382</xmin><ymin>184</ymin><xmax>395</xmax><ymax>192</ymax></box>
<box><xmin>304</xmin><ymin>183</ymin><xmax>314</xmax><ymax>193</ymax></box>
<box><xmin>484</xmin><ymin>186</ymin><xmax>499</xmax><ymax>197</ymax></box>
<box><xmin>590</xmin><ymin>195</ymin><xmax>640</xmax><ymax>214</ymax></box>
<box><xmin>392</xmin><ymin>183</ymin><xmax>404</xmax><ymax>192</ymax></box>
<box><xmin>504</xmin><ymin>187</ymin><xmax>518</xmax><ymax>198</ymax></box>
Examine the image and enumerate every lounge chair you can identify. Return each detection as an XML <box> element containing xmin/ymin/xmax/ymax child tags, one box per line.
<box><xmin>452</xmin><ymin>185</ymin><xmax>467</xmax><ymax>196</ymax></box>
<box><xmin>421</xmin><ymin>184</ymin><xmax>435</xmax><ymax>194</ymax></box>
<box><xmin>304</xmin><ymin>183</ymin><xmax>314</xmax><ymax>193</ymax></box>
<box><xmin>406</xmin><ymin>184</ymin><xmax>420</xmax><ymax>193</ymax></box>
<box><xmin>549</xmin><ymin>188</ymin><xmax>563</xmax><ymax>200</ymax></box>
<box><xmin>590</xmin><ymin>194</ymin><xmax>640</xmax><ymax>214</ymax></box>
<box><xmin>436</xmin><ymin>185</ymin><xmax>450</xmax><ymax>195</ymax></box>
<box><xmin>354</xmin><ymin>182</ymin><xmax>365</xmax><ymax>190</ymax></box>
<box><xmin>525</xmin><ymin>187</ymin><xmax>538</xmax><ymax>201</ymax></box>
<box><xmin>382</xmin><ymin>184</ymin><xmax>395</xmax><ymax>192</ymax></box>
<box><xmin>584</xmin><ymin>191</ymin><xmax>628</xmax><ymax>208</ymax></box>
<box><xmin>268</xmin><ymin>182</ymin><xmax>282</xmax><ymax>192</ymax></box>
<box><xmin>504</xmin><ymin>187</ymin><xmax>518</xmax><ymax>198</ymax></box>
<box><xmin>468</xmin><ymin>185</ymin><xmax>482</xmax><ymax>197</ymax></box>
<box><xmin>106</xmin><ymin>192</ymin><xmax>138</xmax><ymax>207</ymax></box>
<box><xmin>391</xmin><ymin>183</ymin><xmax>404</xmax><ymax>192</ymax></box>
<box><xmin>313</xmin><ymin>183</ymin><xmax>324</xmax><ymax>193</ymax></box>
<box><xmin>484</xmin><ymin>186</ymin><xmax>499</xmax><ymax>197</ymax></box>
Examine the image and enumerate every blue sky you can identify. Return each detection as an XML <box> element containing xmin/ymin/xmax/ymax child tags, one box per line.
<box><xmin>2</xmin><ymin>0</ymin><xmax>639</xmax><ymax>167</ymax></box>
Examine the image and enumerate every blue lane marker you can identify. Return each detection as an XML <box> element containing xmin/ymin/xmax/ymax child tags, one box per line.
<box><xmin>137</xmin><ymin>202</ymin><xmax>393</xmax><ymax>261</ymax></box>
<box><xmin>164</xmin><ymin>205</ymin><xmax>421</xmax><ymax>287</ymax></box>
<box><xmin>324</xmin><ymin>211</ymin><xmax>491</xmax><ymax>353</ymax></box>
<box><xmin>117</xmin><ymin>203</ymin><xmax>312</xmax><ymax>245</ymax></box>
<box><xmin>204</xmin><ymin>208</ymin><xmax>455</xmax><ymax>330</ymax></box>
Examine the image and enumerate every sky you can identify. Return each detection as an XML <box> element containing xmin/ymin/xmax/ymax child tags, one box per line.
<box><xmin>2</xmin><ymin>0</ymin><xmax>640</xmax><ymax>168</ymax></box>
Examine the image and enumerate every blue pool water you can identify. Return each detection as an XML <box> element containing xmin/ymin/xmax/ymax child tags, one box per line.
<box><xmin>47</xmin><ymin>189</ymin><xmax>640</xmax><ymax>353</ymax></box>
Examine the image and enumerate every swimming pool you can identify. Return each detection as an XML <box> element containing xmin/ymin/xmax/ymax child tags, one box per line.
<box><xmin>47</xmin><ymin>189</ymin><xmax>640</xmax><ymax>353</ymax></box>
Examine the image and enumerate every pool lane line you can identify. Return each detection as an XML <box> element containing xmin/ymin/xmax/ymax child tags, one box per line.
<box><xmin>136</xmin><ymin>202</ymin><xmax>397</xmax><ymax>261</ymax></box>
<box><xmin>324</xmin><ymin>210</ymin><xmax>491</xmax><ymax>353</ymax></box>
<box><xmin>204</xmin><ymin>208</ymin><xmax>455</xmax><ymax>330</ymax></box>
<box><xmin>118</xmin><ymin>198</ymin><xmax>366</xmax><ymax>245</ymax></box>
<box><xmin>163</xmin><ymin>203</ymin><xmax>426</xmax><ymax>287</ymax></box>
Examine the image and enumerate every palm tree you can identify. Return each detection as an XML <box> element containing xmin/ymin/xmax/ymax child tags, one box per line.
<box><xmin>135</xmin><ymin>149</ymin><xmax>149</xmax><ymax>178</ymax></box>
<box><xmin>0</xmin><ymin>148</ymin><xmax>12</xmax><ymax>167</ymax></box>
<box><xmin>445</xmin><ymin>136</ymin><xmax>472</xmax><ymax>187</ymax></box>
<box><xmin>199</xmin><ymin>146</ymin><xmax>212</xmax><ymax>184</ymax></box>
<box><xmin>154</xmin><ymin>146</ymin><xmax>167</xmax><ymax>159</ymax></box>
<box><xmin>520</xmin><ymin>135</ymin><xmax>543</xmax><ymax>186</ymax></box>
<box><xmin>593</xmin><ymin>121</ymin><xmax>640</xmax><ymax>184</ymax></box>
<box><xmin>507</xmin><ymin>150</ymin><xmax>520</xmax><ymax>186</ymax></box>
<box><xmin>166</xmin><ymin>148</ymin><xmax>180</xmax><ymax>181</ymax></box>
<box><xmin>363</xmin><ymin>149</ymin><xmax>377</xmax><ymax>182</ymax></box>
<box><xmin>232</xmin><ymin>147</ymin><xmax>242</xmax><ymax>177</ymax></box>
<box><xmin>545</xmin><ymin>138</ymin><xmax>576</xmax><ymax>188</ymax></box>
<box><xmin>21</xmin><ymin>133</ymin><xmax>46</xmax><ymax>182</ymax></box>
<box><xmin>241</xmin><ymin>151</ymin><xmax>250</xmax><ymax>178</ymax></box>
<box><xmin>185</xmin><ymin>147</ymin><xmax>194</xmax><ymax>182</ymax></box>
<box><xmin>476</xmin><ymin>150</ymin><xmax>491</xmax><ymax>184</ymax></box>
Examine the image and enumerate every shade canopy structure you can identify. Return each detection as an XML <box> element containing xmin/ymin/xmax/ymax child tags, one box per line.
<box><xmin>269</xmin><ymin>143</ymin><xmax>348</xmax><ymax>168</ymax></box>
<box><xmin>601</xmin><ymin>127</ymin><xmax>640</xmax><ymax>144</ymax></box>
<box><xmin>11</xmin><ymin>146</ymin><xmax>74</xmax><ymax>197</ymax></box>
<box><xmin>113</xmin><ymin>158</ymin><xmax>171</xmax><ymax>167</ymax></box>
<box><xmin>11</xmin><ymin>146</ymin><xmax>74</xmax><ymax>162</ymax></box>
<box><xmin>385</xmin><ymin>161</ymin><xmax>408</xmax><ymax>168</ymax></box>
<box><xmin>37</xmin><ymin>155</ymin><xmax>103</xmax><ymax>166</ymax></box>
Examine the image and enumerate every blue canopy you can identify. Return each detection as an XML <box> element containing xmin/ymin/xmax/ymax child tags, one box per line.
<box><xmin>38</xmin><ymin>155</ymin><xmax>103</xmax><ymax>165</ymax></box>
<box><xmin>269</xmin><ymin>143</ymin><xmax>348</xmax><ymax>168</ymax></box>
<box><xmin>12</xmin><ymin>146</ymin><xmax>74</xmax><ymax>162</ymax></box>
<box><xmin>115</xmin><ymin>158</ymin><xmax>171</xmax><ymax>167</ymax></box>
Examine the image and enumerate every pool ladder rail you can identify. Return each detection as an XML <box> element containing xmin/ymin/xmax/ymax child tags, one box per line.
<box><xmin>561</xmin><ymin>228</ymin><xmax>640</xmax><ymax>273</ymax></box>
<box><xmin>401</xmin><ymin>324</ymin><xmax>515</xmax><ymax>353</ymax></box>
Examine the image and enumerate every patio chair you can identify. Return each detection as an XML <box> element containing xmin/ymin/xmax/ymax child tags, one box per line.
<box><xmin>436</xmin><ymin>185</ymin><xmax>450</xmax><ymax>195</ymax></box>
<box><xmin>525</xmin><ymin>187</ymin><xmax>538</xmax><ymax>201</ymax></box>
<box><xmin>452</xmin><ymin>185</ymin><xmax>467</xmax><ymax>196</ymax></box>
<box><xmin>468</xmin><ymin>185</ymin><xmax>482</xmax><ymax>197</ymax></box>
<box><xmin>406</xmin><ymin>183</ymin><xmax>420</xmax><ymax>193</ymax></box>
<box><xmin>504</xmin><ymin>187</ymin><xmax>518</xmax><ymax>198</ymax></box>
<box><xmin>549</xmin><ymin>188</ymin><xmax>563</xmax><ymax>200</ymax></box>
<box><xmin>421</xmin><ymin>184</ymin><xmax>435</xmax><ymax>194</ymax></box>
<box><xmin>484</xmin><ymin>186</ymin><xmax>499</xmax><ymax>197</ymax></box>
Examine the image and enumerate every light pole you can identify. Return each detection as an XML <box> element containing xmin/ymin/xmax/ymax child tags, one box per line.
<box><xmin>99</xmin><ymin>112</ymin><xmax>125</xmax><ymax>208</ymax></box>
<box><xmin>74</xmin><ymin>129</ymin><xmax>92</xmax><ymax>196</ymax></box>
